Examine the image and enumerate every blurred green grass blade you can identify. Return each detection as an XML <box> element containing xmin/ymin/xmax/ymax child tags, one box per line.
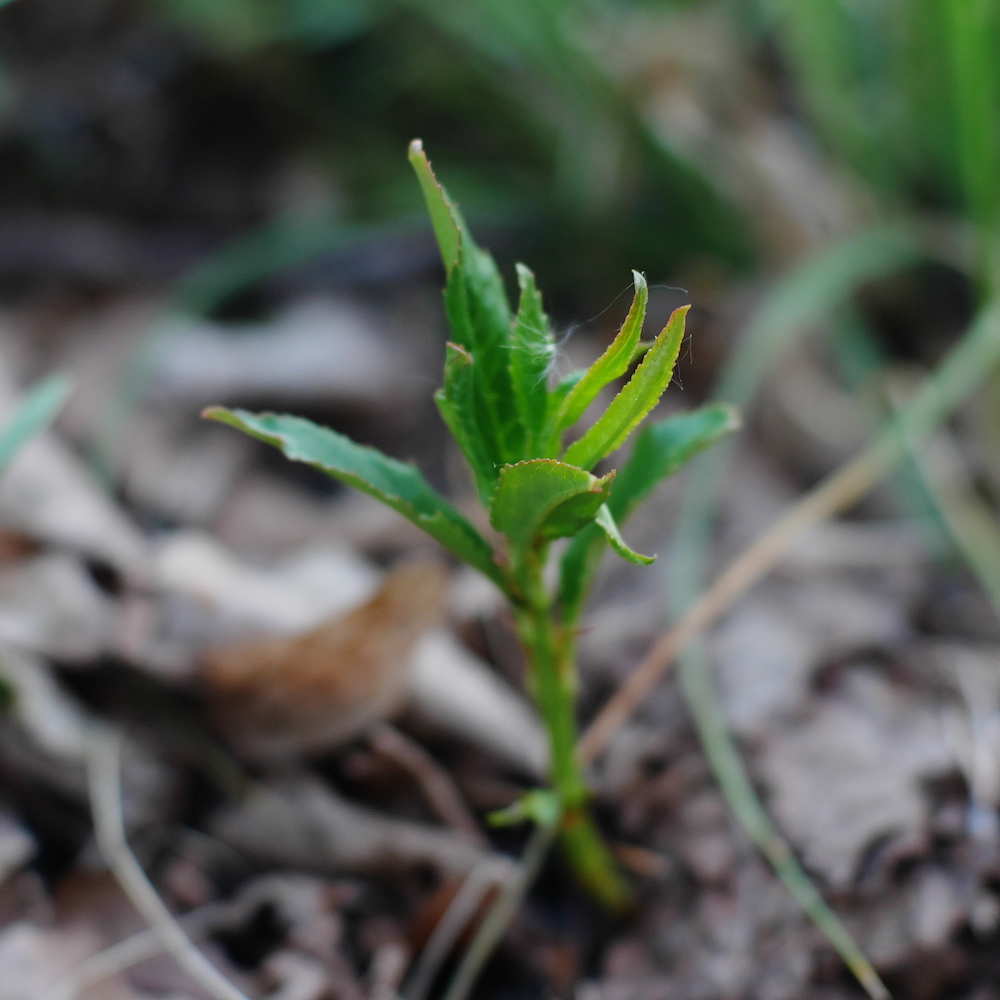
<box><xmin>666</xmin><ymin>226</ymin><xmax>925</xmax><ymax>1000</ymax></box>
<box><xmin>93</xmin><ymin>215</ymin><xmax>407</xmax><ymax>482</ymax></box>
<box><xmin>758</xmin><ymin>0</ymin><xmax>1000</xmax><ymax>257</ymax></box>
<box><xmin>908</xmin><ymin>433</ymin><xmax>1000</xmax><ymax>613</ymax></box>
<box><xmin>671</xmin><ymin>224</ymin><xmax>922</xmax><ymax>582</ymax></box>
<box><xmin>829</xmin><ymin>308</ymin><xmax>953</xmax><ymax>552</ymax></box>
<box><xmin>398</xmin><ymin>0</ymin><xmax>752</xmax><ymax>268</ymax></box>
<box><xmin>170</xmin><ymin>215</ymin><xmax>388</xmax><ymax>318</ymax></box>
<box><xmin>830</xmin><ymin>306</ymin><xmax>1000</xmax><ymax>610</ymax></box>
<box><xmin>752</xmin><ymin>0</ymin><xmax>931</xmax><ymax>199</ymax></box>
<box><xmin>154</xmin><ymin>0</ymin><xmax>379</xmax><ymax>52</ymax></box>
<box><xmin>677</xmin><ymin>640</ymin><xmax>889</xmax><ymax>1000</ymax></box>
<box><xmin>155</xmin><ymin>0</ymin><xmax>282</xmax><ymax>51</ymax></box>
<box><xmin>0</xmin><ymin>374</ymin><xmax>72</xmax><ymax>473</ymax></box>
<box><xmin>716</xmin><ymin>224</ymin><xmax>921</xmax><ymax>407</ymax></box>
<box><xmin>672</xmin><ymin>260</ymin><xmax>1000</xmax><ymax>995</ymax></box>
<box><xmin>945</xmin><ymin>0</ymin><xmax>1000</xmax><ymax>282</ymax></box>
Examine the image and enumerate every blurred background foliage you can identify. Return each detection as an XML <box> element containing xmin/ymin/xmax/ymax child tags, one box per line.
<box><xmin>0</xmin><ymin>0</ymin><xmax>997</xmax><ymax>327</ymax></box>
<box><xmin>1</xmin><ymin>3</ymin><xmax>999</xmax><ymax>988</ymax></box>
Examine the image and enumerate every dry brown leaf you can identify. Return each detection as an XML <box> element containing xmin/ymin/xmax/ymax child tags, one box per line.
<box><xmin>0</xmin><ymin>532</ymin><xmax>40</xmax><ymax>565</ymax></box>
<box><xmin>760</xmin><ymin>665</ymin><xmax>959</xmax><ymax>887</ymax></box>
<box><xmin>203</xmin><ymin>560</ymin><xmax>450</xmax><ymax>758</ymax></box>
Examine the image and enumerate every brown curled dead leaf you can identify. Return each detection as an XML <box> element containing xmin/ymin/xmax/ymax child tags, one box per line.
<box><xmin>202</xmin><ymin>560</ymin><xmax>450</xmax><ymax>759</ymax></box>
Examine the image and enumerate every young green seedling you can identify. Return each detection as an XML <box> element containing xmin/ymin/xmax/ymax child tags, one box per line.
<box><xmin>205</xmin><ymin>140</ymin><xmax>738</xmax><ymax>910</ymax></box>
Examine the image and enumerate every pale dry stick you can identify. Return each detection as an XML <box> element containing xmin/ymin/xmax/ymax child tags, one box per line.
<box><xmin>441</xmin><ymin>820</ymin><xmax>557</xmax><ymax>1000</ymax></box>
<box><xmin>578</xmin><ymin>444</ymin><xmax>887</xmax><ymax>765</ymax></box>
<box><xmin>580</xmin><ymin>297</ymin><xmax>1000</xmax><ymax>765</ymax></box>
<box><xmin>368</xmin><ymin>941</ymin><xmax>411</xmax><ymax>1000</ymax></box>
<box><xmin>369</xmin><ymin>723</ymin><xmax>487</xmax><ymax>847</ymax></box>
<box><xmin>41</xmin><ymin>902</ymin><xmax>233</xmax><ymax>1000</ymax></box>
<box><xmin>403</xmin><ymin>856</ymin><xmax>515</xmax><ymax>1000</ymax></box>
<box><xmin>86</xmin><ymin>727</ymin><xmax>251</xmax><ymax>1000</ymax></box>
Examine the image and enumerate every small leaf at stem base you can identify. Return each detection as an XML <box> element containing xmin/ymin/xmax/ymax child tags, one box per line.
<box><xmin>488</xmin><ymin>789</ymin><xmax>561</xmax><ymax>828</ymax></box>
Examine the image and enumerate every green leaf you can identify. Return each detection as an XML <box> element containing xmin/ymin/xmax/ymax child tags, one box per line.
<box><xmin>593</xmin><ymin>505</ymin><xmax>655</xmax><ymax>565</ymax></box>
<box><xmin>510</xmin><ymin>263</ymin><xmax>556</xmax><ymax>456</ymax></box>
<box><xmin>542</xmin><ymin>480</ymin><xmax>615</xmax><ymax>540</ymax></box>
<box><xmin>452</xmin><ymin>248</ymin><xmax>522</xmax><ymax>464</ymax></box>
<box><xmin>444</xmin><ymin>263</ymin><xmax>524</xmax><ymax>466</ymax></box>
<box><xmin>408</xmin><ymin>139</ymin><xmax>462</xmax><ymax>272</ymax></box>
<box><xmin>563</xmin><ymin>305</ymin><xmax>689</xmax><ymax>471</ymax></box>
<box><xmin>487</xmin><ymin>788</ymin><xmax>561</xmax><ymax>828</ymax></box>
<box><xmin>489</xmin><ymin>459</ymin><xmax>613</xmax><ymax>549</ymax></box>
<box><xmin>435</xmin><ymin>343</ymin><xmax>498</xmax><ymax>504</ymax></box>
<box><xmin>555</xmin><ymin>271</ymin><xmax>648</xmax><ymax>433</ymax></box>
<box><xmin>559</xmin><ymin>403</ymin><xmax>738</xmax><ymax>622</ymax></box>
<box><xmin>628</xmin><ymin>340</ymin><xmax>653</xmax><ymax>366</ymax></box>
<box><xmin>541</xmin><ymin>371</ymin><xmax>583</xmax><ymax>455</ymax></box>
<box><xmin>609</xmin><ymin>404</ymin><xmax>741</xmax><ymax>522</ymax></box>
<box><xmin>204</xmin><ymin>408</ymin><xmax>506</xmax><ymax>588</ymax></box>
<box><xmin>412</xmin><ymin>140</ymin><xmax>525</xmax><ymax>467</ymax></box>
<box><xmin>0</xmin><ymin>374</ymin><xmax>72</xmax><ymax>473</ymax></box>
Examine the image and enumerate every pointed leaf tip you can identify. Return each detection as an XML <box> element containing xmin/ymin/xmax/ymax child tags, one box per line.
<box><xmin>204</xmin><ymin>408</ymin><xmax>505</xmax><ymax>588</ymax></box>
<box><xmin>563</xmin><ymin>303</ymin><xmax>689</xmax><ymax>470</ymax></box>
<box><xmin>595</xmin><ymin>505</ymin><xmax>655</xmax><ymax>565</ymax></box>
<box><xmin>408</xmin><ymin>140</ymin><xmax>462</xmax><ymax>273</ymax></box>
<box><xmin>553</xmin><ymin>269</ymin><xmax>650</xmax><ymax>436</ymax></box>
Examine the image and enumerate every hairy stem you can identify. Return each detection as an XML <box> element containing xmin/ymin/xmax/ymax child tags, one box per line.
<box><xmin>514</xmin><ymin>549</ymin><xmax>630</xmax><ymax>910</ymax></box>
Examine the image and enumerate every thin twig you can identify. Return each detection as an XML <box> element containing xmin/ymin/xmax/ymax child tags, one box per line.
<box><xmin>85</xmin><ymin>727</ymin><xmax>251</xmax><ymax>1000</ymax></box>
<box><xmin>368</xmin><ymin>941</ymin><xmax>411</xmax><ymax>1000</ymax></box>
<box><xmin>580</xmin><ymin>297</ymin><xmax>1000</xmax><ymax>765</ymax></box>
<box><xmin>441</xmin><ymin>821</ymin><xmax>557</xmax><ymax>1000</ymax></box>
<box><xmin>403</xmin><ymin>857</ymin><xmax>514</xmax><ymax>1000</ymax></box>
<box><xmin>578</xmin><ymin>444</ymin><xmax>885</xmax><ymax>764</ymax></box>
<box><xmin>370</xmin><ymin>724</ymin><xmax>487</xmax><ymax>847</ymax></box>
<box><xmin>41</xmin><ymin>901</ymin><xmax>234</xmax><ymax>1000</ymax></box>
